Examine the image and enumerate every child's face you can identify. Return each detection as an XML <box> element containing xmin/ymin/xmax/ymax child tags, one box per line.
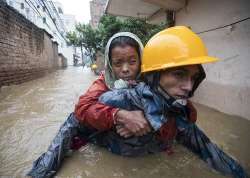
<box><xmin>111</xmin><ymin>45</ymin><xmax>140</xmax><ymax>81</ymax></box>
<box><xmin>159</xmin><ymin>65</ymin><xmax>200</xmax><ymax>99</ymax></box>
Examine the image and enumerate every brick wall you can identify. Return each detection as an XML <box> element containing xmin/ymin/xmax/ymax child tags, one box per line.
<box><xmin>0</xmin><ymin>2</ymin><xmax>61</xmax><ymax>87</ymax></box>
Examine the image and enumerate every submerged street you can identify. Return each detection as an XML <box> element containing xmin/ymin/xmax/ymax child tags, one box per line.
<box><xmin>0</xmin><ymin>67</ymin><xmax>249</xmax><ymax>177</ymax></box>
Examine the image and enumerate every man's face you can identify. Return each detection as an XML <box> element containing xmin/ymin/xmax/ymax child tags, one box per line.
<box><xmin>111</xmin><ymin>45</ymin><xmax>140</xmax><ymax>81</ymax></box>
<box><xmin>159</xmin><ymin>65</ymin><xmax>200</xmax><ymax>99</ymax></box>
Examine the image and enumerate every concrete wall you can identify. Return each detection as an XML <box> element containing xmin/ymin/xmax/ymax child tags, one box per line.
<box><xmin>0</xmin><ymin>2</ymin><xmax>62</xmax><ymax>87</ymax></box>
<box><xmin>175</xmin><ymin>0</ymin><xmax>250</xmax><ymax>119</ymax></box>
<box><xmin>58</xmin><ymin>53</ymin><xmax>68</xmax><ymax>68</ymax></box>
<box><xmin>61</xmin><ymin>45</ymin><xmax>74</xmax><ymax>66</ymax></box>
<box><xmin>147</xmin><ymin>9</ymin><xmax>166</xmax><ymax>24</ymax></box>
<box><xmin>90</xmin><ymin>0</ymin><xmax>107</xmax><ymax>28</ymax></box>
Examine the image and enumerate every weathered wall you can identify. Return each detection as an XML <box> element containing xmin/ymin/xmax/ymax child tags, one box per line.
<box><xmin>58</xmin><ymin>53</ymin><xmax>68</xmax><ymax>68</ymax></box>
<box><xmin>0</xmin><ymin>2</ymin><xmax>61</xmax><ymax>87</ymax></box>
<box><xmin>147</xmin><ymin>9</ymin><xmax>166</xmax><ymax>25</ymax></box>
<box><xmin>175</xmin><ymin>0</ymin><xmax>250</xmax><ymax>119</ymax></box>
<box><xmin>90</xmin><ymin>0</ymin><xmax>107</xmax><ymax>28</ymax></box>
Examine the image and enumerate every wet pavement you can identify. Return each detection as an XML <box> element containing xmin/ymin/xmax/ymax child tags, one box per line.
<box><xmin>0</xmin><ymin>66</ymin><xmax>249</xmax><ymax>177</ymax></box>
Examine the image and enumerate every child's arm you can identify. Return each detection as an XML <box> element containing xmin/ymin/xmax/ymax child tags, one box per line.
<box><xmin>99</xmin><ymin>87</ymin><xmax>143</xmax><ymax>111</ymax></box>
<box><xmin>99</xmin><ymin>83</ymin><xmax>167</xmax><ymax>131</ymax></box>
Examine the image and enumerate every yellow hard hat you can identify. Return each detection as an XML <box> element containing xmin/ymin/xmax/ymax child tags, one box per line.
<box><xmin>141</xmin><ymin>26</ymin><xmax>218</xmax><ymax>73</ymax></box>
<box><xmin>91</xmin><ymin>64</ymin><xmax>97</xmax><ymax>69</ymax></box>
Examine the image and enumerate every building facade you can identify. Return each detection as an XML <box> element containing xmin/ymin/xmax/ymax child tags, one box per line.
<box><xmin>51</xmin><ymin>1</ymin><xmax>77</xmax><ymax>65</ymax></box>
<box><xmin>5</xmin><ymin>0</ymin><xmax>77</xmax><ymax>65</ymax></box>
<box><xmin>89</xmin><ymin>0</ymin><xmax>107</xmax><ymax>28</ymax></box>
<box><xmin>0</xmin><ymin>1</ymin><xmax>62</xmax><ymax>87</ymax></box>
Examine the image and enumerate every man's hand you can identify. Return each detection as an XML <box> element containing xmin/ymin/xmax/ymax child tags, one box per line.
<box><xmin>115</xmin><ymin>110</ymin><xmax>151</xmax><ymax>137</ymax></box>
<box><xmin>115</xmin><ymin>125</ymin><xmax>133</xmax><ymax>138</ymax></box>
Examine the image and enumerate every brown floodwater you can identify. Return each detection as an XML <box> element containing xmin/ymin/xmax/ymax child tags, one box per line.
<box><xmin>0</xmin><ymin>67</ymin><xmax>249</xmax><ymax>178</ymax></box>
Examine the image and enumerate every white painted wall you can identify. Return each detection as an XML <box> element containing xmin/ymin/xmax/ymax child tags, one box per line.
<box><xmin>175</xmin><ymin>0</ymin><xmax>250</xmax><ymax>119</ymax></box>
<box><xmin>60</xmin><ymin>45</ymin><xmax>74</xmax><ymax>66</ymax></box>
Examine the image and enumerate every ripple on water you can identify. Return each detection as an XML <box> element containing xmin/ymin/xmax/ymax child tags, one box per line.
<box><xmin>0</xmin><ymin>67</ymin><xmax>249</xmax><ymax>177</ymax></box>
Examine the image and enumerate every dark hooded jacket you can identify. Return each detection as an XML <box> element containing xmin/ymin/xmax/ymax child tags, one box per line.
<box><xmin>98</xmin><ymin>71</ymin><xmax>248</xmax><ymax>178</ymax></box>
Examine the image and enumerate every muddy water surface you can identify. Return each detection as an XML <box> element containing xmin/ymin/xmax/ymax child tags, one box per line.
<box><xmin>0</xmin><ymin>67</ymin><xmax>249</xmax><ymax>178</ymax></box>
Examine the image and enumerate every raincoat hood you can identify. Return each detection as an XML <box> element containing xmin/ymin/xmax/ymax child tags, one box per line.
<box><xmin>104</xmin><ymin>32</ymin><xmax>144</xmax><ymax>89</ymax></box>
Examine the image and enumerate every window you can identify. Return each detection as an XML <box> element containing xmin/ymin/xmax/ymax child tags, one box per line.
<box><xmin>43</xmin><ymin>17</ymin><xmax>46</xmax><ymax>23</ymax></box>
<box><xmin>25</xmin><ymin>8</ymin><xmax>30</xmax><ymax>14</ymax></box>
<box><xmin>9</xmin><ymin>0</ymin><xmax>13</xmax><ymax>6</ymax></box>
<box><xmin>58</xmin><ymin>7</ymin><xmax>63</xmax><ymax>14</ymax></box>
<box><xmin>25</xmin><ymin>7</ymin><xmax>30</xmax><ymax>19</ymax></box>
<box><xmin>21</xmin><ymin>2</ymin><xmax>24</xmax><ymax>9</ymax></box>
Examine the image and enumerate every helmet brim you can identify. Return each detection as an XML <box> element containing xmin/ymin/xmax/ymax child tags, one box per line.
<box><xmin>141</xmin><ymin>56</ymin><xmax>219</xmax><ymax>73</ymax></box>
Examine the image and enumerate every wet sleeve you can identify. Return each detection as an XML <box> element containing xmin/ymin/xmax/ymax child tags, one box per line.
<box><xmin>140</xmin><ymin>90</ymin><xmax>166</xmax><ymax>131</ymax></box>
<box><xmin>99</xmin><ymin>88</ymin><xmax>142</xmax><ymax>111</ymax></box>
<box><xmin>99</xmin><ymin>84</ymin><xmax>166</xmax><ymax>131</ymax></box>
<box><xmin>176</xmin><ymin>124</ymin><xmax>248</xmax><ymax>178</ymax></box>
<box><xmin>74</xmin><ymin>75</ymin><xmax>119</xmax><ymax>131</ymax></box>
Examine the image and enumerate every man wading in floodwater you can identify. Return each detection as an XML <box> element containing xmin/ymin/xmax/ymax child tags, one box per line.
<box><xmin>28</xmin><ymin>27</ymin><xmax>248</xmax><ymax>178</ymax></box>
